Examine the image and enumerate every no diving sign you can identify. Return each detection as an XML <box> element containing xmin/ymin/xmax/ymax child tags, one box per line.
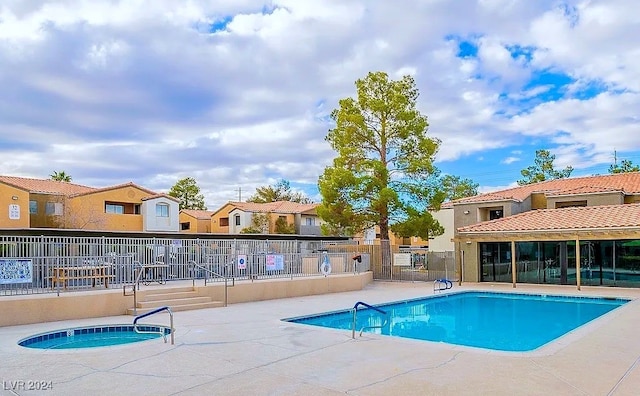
<box><xmin>237</xmin><ymin>254</ymin><xmax>247</xmax><ymax>269</ymax></box>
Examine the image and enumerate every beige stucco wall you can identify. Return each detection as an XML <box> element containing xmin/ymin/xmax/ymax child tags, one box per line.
<box><xmin>458</xmin><ymin>241</ymin><xmax>480</xmax><ymax>283</ymax></box>
<box><xmin>0</xmin><ymin>273</ymin><xmax>373</xmax><ymax>327</ymax></box>
<box><xmin>1</xmin><ymin>290</ymin><xmax>132</xmax><ymax>327</ymax></box>
<box><xmin>546</xmin><ymin>191</ymin><xmax>624</xmax><ymax>209</ymax></box>
<box><xmin>429</xmin><ymin>207</ymin><xmax>454</xmax><ymax>252</ymax></box>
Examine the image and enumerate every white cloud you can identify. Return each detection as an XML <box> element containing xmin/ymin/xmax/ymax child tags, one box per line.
<box><xmin>501</xmin><ymin>157</ymin><xmax>520</xmax><ymax>164</ymax></box>
<box><xmin>0</xmin><ymin>0</ymin><xmax>638</xmax><ymax>208</ymax></box>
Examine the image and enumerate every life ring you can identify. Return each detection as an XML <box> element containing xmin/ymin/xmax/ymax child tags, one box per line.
<box><xmin>320</xmin><ymin>262</ymin><xmax>332</xmax><ymax>276</ymax></box>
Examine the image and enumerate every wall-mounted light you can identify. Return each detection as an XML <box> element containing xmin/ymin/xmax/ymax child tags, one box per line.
<box><xmin>11</xmin><ymin>196</ymin><xmax>18</xmax><ymax>200</ymax></box>
<box><xmin>465</xmin><ymin>240</ymin><xmax>472</xmax><ymax>245</ymax></box>
<box><xmin>463</xmin><ymin>210</ymin><xmax>470</xmax><ymax>215</ymax></box>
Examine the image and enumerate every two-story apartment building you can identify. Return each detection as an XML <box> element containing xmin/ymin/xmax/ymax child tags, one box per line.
<box><xmin>450</xmin><ymin>172</ymin><xmax>640</xmax><ymax>288</ymax></box>
<box><xmin>0</xmin><ymin>176</ymin><xmax>179</xmax><ymax>232</ymax></box>
<box><xmin>179</xmin><ymin>210</ymin><xmax>215</xmax><ymax>233</ymax></box>
<box><xmin>210</xmin><ymin>201</ymin><xmax>323</xmax><ymax>235</ymax></box>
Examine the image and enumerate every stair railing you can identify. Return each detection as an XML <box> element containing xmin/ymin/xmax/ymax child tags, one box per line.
<box><xmin>188</xmin><ymin>260</ymin><xmax>234</xmax><ymax>307</ymax></box>
<box><xmin>123</xmin><ymin>260</ymin><xmax>147</xmax><ymax>315</ymax></box>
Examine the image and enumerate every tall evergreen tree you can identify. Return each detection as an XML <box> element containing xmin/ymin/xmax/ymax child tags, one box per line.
<box><xmin>317</xmin><ymin>71</ymin><xmax>444</xmax><ymax>265</ymax></box>
<box><xmin>168</xmin><ymin>177</ymin><xmax>207</xmax><ymax>210</ymax></box>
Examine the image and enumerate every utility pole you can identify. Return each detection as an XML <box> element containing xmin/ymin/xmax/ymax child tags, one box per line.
<box><xmin>235</xmin><ymin>187</ymin><xmax>242</xmax><ymax>201</ymax></box>
<box><xmin>614</xmin><ymin>149</ymin><xmax>617</xmax><ymax>166</ymax></box>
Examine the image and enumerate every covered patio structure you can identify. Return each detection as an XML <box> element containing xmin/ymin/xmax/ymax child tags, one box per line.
<box><xmin>455</xmin><ymin>203</ymin><xmax>640</xmax><ymax>289</ymax></box>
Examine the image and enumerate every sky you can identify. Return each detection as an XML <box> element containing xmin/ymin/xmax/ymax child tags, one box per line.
<box><xmin>1</xmin><ymin>0</ymin><xmax>639</xmax><ymax>210</ymax></box>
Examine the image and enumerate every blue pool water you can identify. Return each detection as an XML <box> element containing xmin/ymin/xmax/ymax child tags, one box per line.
<box><xmin>19</xmin><ymin>324</ymin><xmax>171</xmax><ymax>349</ymax></box>
<box><xmin>284</xmin><ymin>292</ymin><xmax>629</xmax><ymax>351</ymax></box>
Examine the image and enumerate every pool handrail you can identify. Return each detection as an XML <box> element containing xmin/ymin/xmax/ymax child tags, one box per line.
<box><xmin>353</xmin><ymin>301</ymin><xmax>386</xmax><ymax>315</ymax></box>
<box><xmin>433</xmin><ymin>278</ymin><xmax>453</xmax><ymax>293</ymax></box>
<box><xmin>133</xmin><ymin>306</ymin><xmax>174</xmax><ymax>345</ymax></box>
<box><xmin>351</xmin><ymin>301</ymin><xmax>388</xmax><ymax>339</ymax></box>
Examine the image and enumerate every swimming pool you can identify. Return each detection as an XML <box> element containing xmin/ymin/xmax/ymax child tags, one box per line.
<box><xmin>284</xmin><ymin>291</ymin><xmax>629</xmax><ymax>352</ymax></box>
<box><xmin>18</xmin><ymin>324</ymin><xmax>172</xmax><ymax>349</ymax></box>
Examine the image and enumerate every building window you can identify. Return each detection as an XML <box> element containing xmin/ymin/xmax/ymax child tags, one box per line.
<box><xmin>305</xmin><ymin>217</ymin><xmax>315</xmax><ymax>226</ymax></box>
<box><xmin>105</xmin><ymin>203</ymin><xmax>124</xmax><ymax>214</ymax></box>
<box><xmin>46</xmin><ymin>202</ymin><xmax>63</xmax><ymax>215</ymax></box>
<box><xmin>489</xmin><ymin>209</ymin><xmax>503</xmax><ymax>220</ymax></box>
<box><xmin>156</xmin><ymin>203</ymin><xmax>169</xmax><ymax>217</ymax></box>
<box><xmin>180</xmin><ymin>222</ymin><xmax>191</xmax><ymax>230</ymax></box>
<box><xmin>235</xmin><ymin>215</ymin><xmax>241</xmax><ymax>226</ymax></box>
<box><xmin>29</xmin><ymin>201</ymin><xmax>38</xmax><ymax>214</ymax></box>
<box><xmin>555</xmin><ymin>200</ymin><xmax>587</xmax><ymax>209</ymax></box>
<box><xmin>219</xmin><ymin>217</ymin><xmax>229</xmax><ymax>227</ymax></box>
<box><xmin>134</xmin><ymin>204</ymin><xmax>141</xmax><ymax>214</ymax></box>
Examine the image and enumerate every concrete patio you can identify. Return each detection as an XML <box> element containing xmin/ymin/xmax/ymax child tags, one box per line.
<box><xmin>2</xmin><ymin>281</ymin><xmax>640</xmax><ymax>395</ymax></box>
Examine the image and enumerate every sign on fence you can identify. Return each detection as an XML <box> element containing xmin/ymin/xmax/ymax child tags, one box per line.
<box><xmin>0</xmin><ymin>259</ymin><xmax>33</xmax><ymax>284</ymax></box>
<box><xmin>266</xmin><ymin>254</ymin><xmax>284</xmax><ymax>271</ymax></box>
<box><xmin>237</xmin><ymin>254</ymin><xmax>247</xmax><ymax>269</ymax></box>
<box><xmin>392</xmin><ymin>253</ymin><xmax>412</xmax><ymax>267</ymax></box>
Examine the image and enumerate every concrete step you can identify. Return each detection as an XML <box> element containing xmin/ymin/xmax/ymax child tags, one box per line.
<box><xmin>140</xmin><ymin>286</ymin><xmax>195</xmax><ymax>293</ymax></box>
<box><xmin>138</xmin><ymin>296</ymin><xmax>213</xmax><ymax>308</ymax></box>
<box><xmin>127</xmin><ymin>301</ymin><xmax>225</xmax><ymax>315</ymax></box>
<box><xmin>143</xmin><ymin>291</ymin><xmax>199</xmax><ymax>301</ymax></box>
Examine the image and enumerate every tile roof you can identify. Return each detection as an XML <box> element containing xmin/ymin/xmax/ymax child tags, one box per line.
<box><xmin>230</xmin><ymin>201</ymin><xmax>318</xmax><ymax>214</ymax></box>
<box><xmin>181</xmin><ymin>209</ymin><xmax>215</xmax><ymax>219</ymax></box>
<box><xmin>457</xmin><ymin>203</ymin><xmax>640</xmax><ymax>234</ymax></box>
<box><xmin>0</xmin><ymin>175</ymin><xmax>96</xmax><ymax>196</ymax></box>
<box><xmin>0</xmin><ymin>176</ymin><xmax>168</xmax><ymax>200</ymax></box>
<box><xmin>71</xmin><ymin>182</ymin><xmax>157</xmax><ymax>197</ymax></box>
<box><xmin>452</xmin><ymin>172</ymin><xmax>640</xmax><ymax>204</ymax></box>
<box><xmin>140</xmin><ymin>193</ymin><xmax>180</xmax><ymax>202</ymax></box>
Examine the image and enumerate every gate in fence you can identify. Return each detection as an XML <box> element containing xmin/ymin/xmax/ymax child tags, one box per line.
<box><xmin>372</xmin><ymin>246</ymin><xmax>456</xmax><ymax>282</ymax></box>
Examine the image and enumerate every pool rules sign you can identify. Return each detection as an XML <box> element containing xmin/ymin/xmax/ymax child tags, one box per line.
<box><xmin>8</xmin><ymin>204</ymin><xmax>20</xmax><ymax>220</ymax></box>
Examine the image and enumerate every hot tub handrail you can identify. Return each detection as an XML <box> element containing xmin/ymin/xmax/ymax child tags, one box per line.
<box><xmin>133</xmin><ymin>306</ymin><xmax>174</xmax><ymax>345</ymax></box>
<box><xmin>351</xmin><ymin>301</ymin><xmax>388</xmax><ymax>339</ymax></box>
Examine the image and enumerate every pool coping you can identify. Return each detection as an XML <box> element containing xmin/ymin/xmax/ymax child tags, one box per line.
<box><xmin>2</xmin><ymin>282</ymin><xmax>640</xmax><ymax>395</ymax></box>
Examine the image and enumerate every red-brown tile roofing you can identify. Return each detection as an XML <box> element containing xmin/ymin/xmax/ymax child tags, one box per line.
<box><xmin>0</xmin><ymin>175</ymin><xmax>96</xmax><ymax>195</ymax></box>
<box><xmin>71</xmin><ymin>182</ymin><xmax>157</xmax><ymax>197</ymax></box>
<box><xmin>457</xmin><ymin>203</ymin><xmax>640</xmax><ymax>234</ymax></box>
<box><xmin>140</xmin><ymin>193</ymin><xmax>180</xmax><ymax>202</ymax></box>
<box><xmin>230</xmin><ymin>201</ymin><xmax>318</xmax><ymax>214</ymax></box>
<box><xmin>452</xmin><ymin>172</ymin><xmax>640</xmax><ymax>204</ymax></box>
<box><xmin>181</xmin><ymin>209</ymin><xmax>215</xmax><ymax>219</ymax></box>
<box><xmin>0</xmin><ymin>176</ymin><xmax>169</xmax><ymax>200</ymax></box>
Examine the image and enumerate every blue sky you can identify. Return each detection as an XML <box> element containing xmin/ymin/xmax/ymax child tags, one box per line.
<box><xmin>1</xmin><ymin>0</ymin><xmax>639</xmax><ymax>208</ymax></box>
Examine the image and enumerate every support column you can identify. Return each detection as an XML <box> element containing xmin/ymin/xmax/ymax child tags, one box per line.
<box><xmin>511</xmin><ymin>240</ymin><xmax>517</xmax><ymax>288</ymax></box>
<box><xmin>576</xmin><ymin>238</ymin><xmax>581</xmax><ymax>291</ymax></box>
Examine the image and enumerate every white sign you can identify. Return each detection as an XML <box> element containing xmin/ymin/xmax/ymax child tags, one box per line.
<box><xmin>393</xmin><ymin>253</ymin><xmax>412</xmax><ymax>267</ymax></box>
<box><xmin>237</xmin><ymin>254</ymin><xmax>247</xmax><ymax>270</ymax></box>
<box><xmin>8</xmin><ymin>204</ymin><xmax>20</xmax><ymax>220</ymax></box>
<box><xmin>266</xmin><ymin>254</ymin><xmax>284</xmax><ymax>271</ymax></box>
<box><xmin>0</xmin><ymin>259</ymin><xmax>33</xmax><ymax>284</ymax></box>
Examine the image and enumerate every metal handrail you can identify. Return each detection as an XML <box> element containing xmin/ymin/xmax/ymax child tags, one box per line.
<box><xmin>433</xmin><ymin>278</ymin><xmax>453</xmax><ymax>293</ymax></box>
<box><xmin>189</xmin><ymin>260</ymin><xmax>234</xmax><ymax>307</ymax></box>
<box><xmin>133</xmin><ymin>305</ymin><xmax>174</xmax><ymax>345</ymax></box>
<box><xmin>351</xmin><ymin>301</ymin><xmax>388</xmax><ymax>339</ymax></box>
<box><xmin>123</xmin><ymin>261</ymin><xmax>147</xmax><ymax>315</ymax></box>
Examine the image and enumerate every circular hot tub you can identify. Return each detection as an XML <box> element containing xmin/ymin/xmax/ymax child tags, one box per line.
<box><xmin>18</xmin><ymin>324</ymin><xmax>172</xmax><ymax>349</ymax></box>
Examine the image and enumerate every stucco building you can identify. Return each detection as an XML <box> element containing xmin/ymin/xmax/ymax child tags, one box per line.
<box><xmin>0</xmin><ymin>176</ymin><xmax>179</xmax><ymax>232</ymax></box>
<box><xmin>451</xmin><ymin>172</ymin><xmax>640</xmax><ymax>288</ymax></box>
<box><xmin>210</xmin><ymin>201</ymin><xmax>322</xmax><ymax>235</ymax></box>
